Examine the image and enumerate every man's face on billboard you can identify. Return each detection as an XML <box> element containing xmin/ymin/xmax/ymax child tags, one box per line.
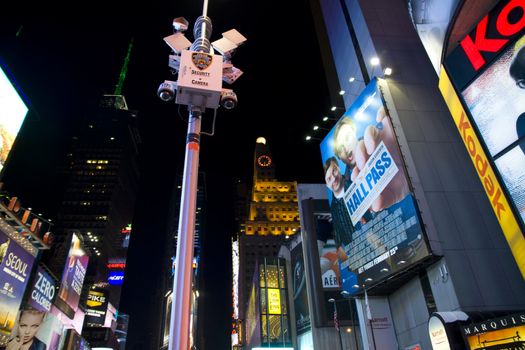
<box><xmin>335</xmin><ymin>123</ymin><xmax>358</xmax><ymax>167</ymax></box>
<box><xmin>325</xmin><ymin>161</ymin><xmax>343</xmax><ymax>195</ymax></box>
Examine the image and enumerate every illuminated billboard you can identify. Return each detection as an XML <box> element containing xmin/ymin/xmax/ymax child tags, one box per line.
<box><xmin>442</xmin><ymin>0</ymin><xmax>525</xmax><ymax>277</ymax></box>
<box><xmin>84</xmin><ymin>288</ymin><xmax>109</xmax><ymax>326</ymax></box>
<box><xmin>4</xmin><ymin>309</ymin><xmax>65</xmax><ymax>350</ymax></box>
<box><xmin>0</xmin><ymin>66</ymin><xmax>29</xmax><ymax>173</ymax></box>
<box><xmin>462</xmin><ymin>312</ymin><xmax>525</xmax><ymax>350</ymax></box>
<box><xmin>0</xmin><ymin>227</ymin><xmax>37</xmax><ymax>345</ymax></box>
<box><xmin>320</xmin><ymin>78</ymin><xmax>429</xmax><ymax>293</ymax></box>
<box><xmin>27</xmin><ymin>266</ymin><xmax>57</xmax><ymax>312</ymax></box>
<box><xmin>462</xmin><ymin>35</ymin><xmax>525</xmax><ymax>225</ymax></box>
<box><xmin>56</xmin><ymin>233</ymin><xmax>89</xmax><ymax>316</ymax></box>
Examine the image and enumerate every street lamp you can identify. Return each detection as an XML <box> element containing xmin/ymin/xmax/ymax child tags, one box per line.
<box><xmin>328</xmin><ymin>298</ymin><xmax>344</xmax><ymax>350</ymax></box>
<box><xmin>341</xmin><ymin>291</ymin><xmax>360</xmax><ymax>350</ymax></box>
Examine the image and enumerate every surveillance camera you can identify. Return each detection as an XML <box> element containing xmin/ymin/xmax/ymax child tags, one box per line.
<box><xmin>220</xmin><ymin>89</ymin><xmax>238</xmax><ymax>109</ymax></box>
<box><xmin>158</xmin><ymin>80</ymin><xmax>178</xmax><ymax>102</ymax></box>
<box><xmin>173</xmin><ymin>17</ymin><xmax>189</xmax><ymax>32</ymax></box>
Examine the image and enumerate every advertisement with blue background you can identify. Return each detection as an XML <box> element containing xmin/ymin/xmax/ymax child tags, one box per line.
<box><xmin>0</xmin><ymin>228</ymin><xmax>36</xmax><ymax>345</ymax></box>
<box><xmin>320</xmin><ymin>78</ymin><xmax>429</xmax><ymax>294</ymax></box>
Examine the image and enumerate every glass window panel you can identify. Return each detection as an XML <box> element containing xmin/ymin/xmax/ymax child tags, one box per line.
<box><xmin>279</xmin><ymin>266</ymin><xmax>286</xmax><ymax>288</ymax></box>
<box><xmin>266</xmin><ymin>265</ymin><xmax>279</xmax><ymax>288</ymax></box>
<box><xmin>259</xmin><ymin>265</ymin><xmax>266</xmax><ymax>287</ymax></box>
<box><xmin>260</xmin><ymin>288</ymin><xmax>267</xmax><ymax>314</ymax></box>
<box><xmin>282</xmin><ymin>316</ymin><xmax>290</xmax><ymax>342</ymax></box>
<box><xmin>269</xmin><ymin>315</ymin><xmax>281</xmax><ymax>343</ymax></box>
<box><xmin>280</xmin><ymin>290</ymin><xmax>287</xmax><ymax>315</ymax></box>
<box><xmin>261</xmin><ymin>315</ymin><xmax>268</xmax><ymax>343</ymax></box>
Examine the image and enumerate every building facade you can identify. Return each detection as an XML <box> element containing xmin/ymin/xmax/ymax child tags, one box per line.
<box><xmin>310</xmin><ymin>0</ymin><xmax>525</xmax><ymax>348</ymax></box>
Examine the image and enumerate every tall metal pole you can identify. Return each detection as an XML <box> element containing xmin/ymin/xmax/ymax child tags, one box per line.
<box><xmin>349</xmin><ymin>298</ymin><xmax>360</xmax><ymax>350</ymax></box>
<box><xmin>332</xmin><ymin>300</ymin><xmax>344</xmax><ymax>350</ymax></box>
<box><xmin>169</xmin><ymin>107</ymin><xmax>202</xmax><ymax>350</ymax></box>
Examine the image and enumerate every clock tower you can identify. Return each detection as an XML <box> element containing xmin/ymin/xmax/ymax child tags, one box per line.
<box><xmin>234</xmin><ymin>137</ymin><xmax>300</xmax><ymax>348</ymax></box>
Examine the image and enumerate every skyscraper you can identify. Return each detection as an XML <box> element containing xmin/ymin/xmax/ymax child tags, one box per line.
<box><xmin>235</xmin><ymin>137</ymin><xmax>300</xmax><ymax>347</ymax></box>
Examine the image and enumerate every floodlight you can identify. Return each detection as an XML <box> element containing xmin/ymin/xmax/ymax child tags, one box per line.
<box><xmin>222</xmin><ymin>66</ymin><xmax>243</xmax><ymax>84</ymax></box>
<box><xmin>164</xmin><ymin>32</ymin><xmax>192</xmax><ymax>54</ymax></box>
<box><xmin>370</xmin><ymin>57</ymin><xmax>380</xmax><ymax>66</ymax></box>
<box><xmin>384</xmin><ymin>67</ymin><xmax>392</xmax><ymax>76</ymax></box>
<box><xmin>222</xmin><ymin>29</ymin><xmax>247</xmax><ymax>46</ymax></box>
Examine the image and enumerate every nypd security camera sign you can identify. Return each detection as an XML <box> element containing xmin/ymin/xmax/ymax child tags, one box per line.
<box><xmin>176</xmin><ymin>50</ymin><xmax>223</xmax><ymax>109</ymax></box>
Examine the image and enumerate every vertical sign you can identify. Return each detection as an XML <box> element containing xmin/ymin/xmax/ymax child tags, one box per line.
<box><xmin>0</xmin><ymin>227</ymin><xmax>36</xmax><ymax>345</ymax></box>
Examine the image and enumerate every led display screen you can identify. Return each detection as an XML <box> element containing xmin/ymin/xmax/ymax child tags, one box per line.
<box><xmin>320</xmin><ymin>78</ymin><xmax>429</xmax><ymax>294</ymax></box>
<box><xmin>0</xmin><ymin>66</ymin><xmax>28</xmax><ymax>173</ymax></box>
<box><xmin>462</xmin><ymin>35</ymin><xmax>525</xmax><ymax>225</ymax></box>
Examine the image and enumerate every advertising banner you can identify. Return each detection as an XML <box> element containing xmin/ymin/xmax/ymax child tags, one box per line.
<box><xmin>320</xmin><ymin>78</ymin><xmax>429</xmax><ymax>294</ymax></box>
<box><xmin>57</xmin><ymin>233</ymin><xmax>89</xmax><ymax>315</ymax></box>
<box><xmin>291</xmin><ymin>242</ymin><xmax>310</xmax><ymax>335</ymax></box>
<box><xmin>0</xmin><ymin>66</ymin><xmax>29</xmax><ymax>173</ymax></box>
<box><xmin>84</xmin><ymin>288</ymin><xmax>109</xmax><ymax>326</ymax></box>
<box><xmin>3</xmin><ymin>309</ymin><xmax>64</xmax><ymax>350</ymax></box>
<box><xmin>0</xmin><ymin>228</ymin><xmax>36</xmax><ymax>345</ymax></box>
<box><xmin>462</xmin><ymin>35</ymin><xmax>525</xmax><ymax>226</ymax></box>
<box><xmin>407</xmin><ymin>0</ymin><xmax>460</xmax><ymax>74</ymax></box>
<box><xmin>27</xmin><ymin>266</ymin><xmax>57</xmax><ymax>312</ymax></box>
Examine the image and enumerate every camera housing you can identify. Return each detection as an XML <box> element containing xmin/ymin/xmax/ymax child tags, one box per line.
<box><xmin>220</xmin><ymin>88</ymin><xmax>238</xmax><ymax>109</ymax></box>
<box><xmin>158</xmin><ymin>80</ymin><xmax>178</xmax><ymax>102</ymax></box>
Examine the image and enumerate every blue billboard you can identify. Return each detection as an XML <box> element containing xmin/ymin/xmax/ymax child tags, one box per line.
<box><xmin>320</xmin><ymin>78</ymin><xmax>430</xmax><ymax>294</ymax></box>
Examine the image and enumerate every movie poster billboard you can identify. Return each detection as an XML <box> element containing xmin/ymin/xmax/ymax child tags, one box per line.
<box><xmin>0</xmin><ymin>228</ymin><xmax>37</xmax><ymax>345</ymax></box>
<box><xmin>320</xmin><ymin>78</ymin><xmax>429</xmax><ymax>294</ymax></box>
<box><xmin>407</xmin><ymin>0</ymin><xmax>459</xmax><ymax>74</ymax></box>
<box><xmin>461</xmin><ymin>35</ymin><xmax>525</xmax><ymax>227</ymax></box>
<box><xmin>291</xmin><ymin>242</ymin><xmax>310</xmax><ymax>335</ymax></box>
<box><xmin>3</xmin><ymin>309</ymin><xmax>65</xmax><ymax>350</ymax></box>
<box><xmin>27</xmin><ymin>266</ymin><xmax>57</xmax><ymax>312</ymax></box>
<box><xmin>57</xmin><ymin>233</ymin><xmax>89</xmax><ymax>316</ymax></box>
<box><xmin>0</xmin><ymin>66</ymin><xmax>29</xmax><ymax>174</ymax></box>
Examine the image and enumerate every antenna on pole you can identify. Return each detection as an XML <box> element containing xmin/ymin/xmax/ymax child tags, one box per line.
<box><xmin>114</xmin><ymin>38</ymin><xmax>134</xmax><ymax>96</ymax></box>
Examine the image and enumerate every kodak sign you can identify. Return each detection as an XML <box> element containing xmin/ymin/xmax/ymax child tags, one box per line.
<box><xmin>439</xmin><ymin>67</ymin><xmax>525</xmax><ymax>278</ymax></box>
<box><xmin>460</xmin><ymin>0</ymin><xmax>525</xmax><ymax>71</ymax></box>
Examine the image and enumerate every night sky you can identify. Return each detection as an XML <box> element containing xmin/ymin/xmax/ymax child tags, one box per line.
<box><xmin>0</xmin><ymin>1</ymin><xmax>334</xmax><ymax>349</ymax></box>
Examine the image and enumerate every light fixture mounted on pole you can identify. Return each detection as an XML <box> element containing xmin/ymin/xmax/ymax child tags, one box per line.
<box><xmin>157</xmin><ymin>1</ymin><xmax>246</xmax><ymax>349</ymax></box>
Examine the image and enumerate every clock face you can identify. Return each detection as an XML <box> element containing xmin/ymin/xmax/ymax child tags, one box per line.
<box><xmin>257</xmin><ymin>155</ymin><xmax>272</xmax><ymax>167</ymax></box>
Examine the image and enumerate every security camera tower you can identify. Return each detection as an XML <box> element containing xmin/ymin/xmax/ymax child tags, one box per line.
<box><xmin>158</xmin><ymin>0</ymin><xmax>245</xmax><ymax>349</ymax></box>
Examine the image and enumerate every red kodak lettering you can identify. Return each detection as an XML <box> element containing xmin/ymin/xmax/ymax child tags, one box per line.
<box><xmin>460</xmin><ymin>16</ymin><xmax>508</xmax><ymax>70</ymax></box>
<box><xmin>496</xmin><ymin>0</ymin><xmax>525</xmax><ymax>36</ymax></box>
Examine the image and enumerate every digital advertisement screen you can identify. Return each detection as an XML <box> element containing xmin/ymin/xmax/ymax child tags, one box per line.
<box><xmin>291</xmin><ymin>242</ymin><xmax>310</xmax><ymax>335</ymax></box>
<box><xmin>0</xmin><ymin>228</ymin><xmax>36</xmax><ymax>345</ymax></box>
<box><xmin>407</xmin><ymin>0</ymin><xmax>459</xmax><ymax>74</ymax></box>
<box><xmin>462</xmin><ymin>35</ymin><xmax>525</xmax><ymax>226</ymax></box>
<box><xmin>57</xmin><ymin>233</ymin><xmax>89</xmax><ymax>314</ymax></box>
<box><xmin>0</xmin><ymin>66</ymin><xmax>28</xmax><ymax>173</ymax></box>
<box><xmin>27</xmin><ymin>266</ymin><xmax>57</xmax><ymax>312</ymax></box>
<box><xmin>84</xmin><ymin>288</ymin><xmax>109</xmax><ymax>326</ymax></box>
<box><xmin>320</xmin><ymin>78</ymin><xmax>429</xmax><ymax>294</ymax></box>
